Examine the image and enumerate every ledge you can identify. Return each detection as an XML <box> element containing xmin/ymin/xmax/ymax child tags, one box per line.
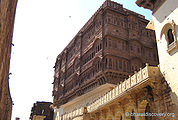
<box><xmin>167</xmin><ymin>41</ymin><xmax>178</xmax><ymax>54</ymax></box>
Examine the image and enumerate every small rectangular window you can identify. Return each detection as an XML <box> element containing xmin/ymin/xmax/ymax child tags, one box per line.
<box><xmin>119</xmin><ymin>60</ymin><xmax>122</xmax><ymax>69</ymax></box>
<box><xmin>109</xmin><ymin>58</ymin><xmax>112</xmax><ymax>69</ymax></box>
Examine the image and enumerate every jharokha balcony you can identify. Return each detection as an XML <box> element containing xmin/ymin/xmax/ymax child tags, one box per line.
<box><xmin>57</xmin><ymin>64</ymin><xmax>162</xmax><ymax>120</ymax></box>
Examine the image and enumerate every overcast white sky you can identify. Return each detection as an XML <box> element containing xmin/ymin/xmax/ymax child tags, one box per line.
<box><xmin>9</xmin><ymin>0</ymin><xmax>152</xmax><ymax>119</ymax></box>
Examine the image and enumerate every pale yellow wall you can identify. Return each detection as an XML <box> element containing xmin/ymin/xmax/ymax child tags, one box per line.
<box><xmin>54</xmin><ymin>85</ymin><xmax>113</xmax><ymax>120</ymax></box>
<box><xmin>152</xmin><ymin>0</ymin><xmax>178</xmax><ymax>105</ymax></box>
<box><xmin>32</xmin><ymin>115</ymin><xmax>46</xmax><ymax>120</ymax></box>
<box><xmin>63</xmin><ymin>89</ymin><xmax>110</xmax><ymax>111</ymax></box>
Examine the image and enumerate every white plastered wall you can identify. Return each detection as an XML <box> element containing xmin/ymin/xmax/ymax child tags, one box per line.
<box><xmin>152</xmin><ymin>0</ymin><xmax>178</xmax><ymax>105</ymax></box>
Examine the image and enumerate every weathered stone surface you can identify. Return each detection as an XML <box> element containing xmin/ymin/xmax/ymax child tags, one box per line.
<box><xmin>0</xmin><ymin>0</ymin><xmax>18</xmax><ymax>120</ymax></box>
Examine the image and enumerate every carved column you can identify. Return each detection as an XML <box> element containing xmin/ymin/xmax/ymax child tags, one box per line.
<box><xmin>100</xmin><ymin>109</ymin><xmax>108</xmax><ymax>120</ymax></box>
<box><xmin>137</xmin><ymin>100</ymin><xmax>148</xmax><ymax>120</ymax></box>
<box><xmin>116</xmin><ymin>102</ymin><xmax>126</xmax><ymax>120</ymax></box>
<box><xmin>108</xmin><ymin>104</ymin><xmax>117</xmax><ymax>119</ymax></box>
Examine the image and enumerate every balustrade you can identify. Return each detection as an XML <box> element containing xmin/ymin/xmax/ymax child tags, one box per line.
<box><xmin>86</xmin><ymin>65</ymin><xmax>159</xmax><ymax>113</ymax></box>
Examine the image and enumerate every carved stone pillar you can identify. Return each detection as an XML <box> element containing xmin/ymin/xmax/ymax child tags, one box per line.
<box><xmin>101</xmin><ymin>109</ymin><xmax>108</xmax><ymax>119</ymax></box>
<box><xmin>127</xmin><ymin>96</ymin><xmax>139</xmax><ymax>120</ymax></box>
<box><xmin>108</xmin><ymin>104</ymin><xmax>117</xmax><ymax>118</ymax></box>
<box><xmin>116</xmin><ymin>102</ymin><xmax>126</xmax><ymax>120</ymax></box>
<box><xmin>137</xmin><ymin>100</ymin><xmax>148</xmax><ymax>120</ymax></box>
<box><xmin>83</xmin><ymin>113</ymin><xmax>91</xmax><ymax>120</ymax></box>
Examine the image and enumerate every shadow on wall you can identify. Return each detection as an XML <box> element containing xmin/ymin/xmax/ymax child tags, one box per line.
<box><xmin>162</xmin><ymin>77</ymin><xmax>178</xmax><ymax>118</ymax></box>
<box><xmin>154</xmin><ymin>0</ymin><xmax>178</xmax><ymax>23</ymax></box>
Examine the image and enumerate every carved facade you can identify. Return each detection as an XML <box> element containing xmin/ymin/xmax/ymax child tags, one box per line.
<box><xmin>0</xmin><ymin>0</ymin><xmax>18</xmax><ymax>120</ymax></box>
<box><xmin>53</xmin><ymin>0</ymin><xmax>158</xmax><ymax>108</ymax></box>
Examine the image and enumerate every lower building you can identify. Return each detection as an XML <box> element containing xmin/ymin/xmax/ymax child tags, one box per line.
<box><xmin>30</xmin><ymin>102</ymin><xmax>53</xmax><ymax>120</ymax></box>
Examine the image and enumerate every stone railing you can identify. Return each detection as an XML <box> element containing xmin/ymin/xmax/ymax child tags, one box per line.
<box><xmin>59</xmin><ymin>65</ymin><xmax>159</xmax><ymax>120</ymax></box>
<box><xmin>87</xmin><ymin>64</ymin><xmax>160</xmax><ymax>112</ymax></box>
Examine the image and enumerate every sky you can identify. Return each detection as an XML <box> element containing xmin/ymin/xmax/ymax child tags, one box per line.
<box><xmin>9</xmin><ymin>0</ymin><xmax>152</xmax><ymax>120</ymax></box>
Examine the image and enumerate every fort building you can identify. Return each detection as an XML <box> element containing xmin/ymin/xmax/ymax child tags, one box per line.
<box><xmin>51</xmin><ymin>0</ymin><xmax>167</xmax><ymax>120</ymax></box>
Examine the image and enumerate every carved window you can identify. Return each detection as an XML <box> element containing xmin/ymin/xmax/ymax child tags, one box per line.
<box><xmin>116</xmin><ymin>60</ymin><xmax>118</xmax><ymax>70</ymax></box>
<box><xmin>161</xmin><ymin>21</ymin><xmax>177</xmax><ymax>54</ymax></box>
<box><xmin>117</xmin><ymin>41</ymin><xmax>120</xmax><ymax>49</ymax></box>
<box><xmin>109</xmin><ymin>41</ymin><xmax>112</xmax><ymax>48</ymax></box>
<box><xmin>127</xmin><ymin>62</ymin><xmax>129</xmax><ymax>71</ymax></box>
<box><xmin>117</xmin><ymin>21</ymin><xmax>120</xmax><ymax>26</ymax></box>
<box><xmin>122</xmin><ymin>42</ymin><xmax>125</xmax><ymax>50</ymax></box>
<box><xmin>96</xmin><ymin>43</ymin><xmax>102</xmax><ymax>53</ymax></box>
<box><xmin>124</xmin><ymin>23</ymin><xmax>127</xmax><ymax>28</ymax></box>
<box><xmin>130</xmin><ymin>45</ymin><xmax>133</xmax><ymax>51</ymax></box>
<box><xmin>97</xmin><ymin>45</ymin><xmax>100</xmax><ymax>51</ymax></box>
<box><xmin>97</xmin><ymin>61</ymin><xmax>100</xmax><ymax>71</ymax></box>
<box><xmin>132</xmin><ymin>66</ymin><xmax>134</xmax><ymax>71</ymax></box>
<box><xmin>99</xmin><ymin>43</ymin><xmax>102</xmax><ymax>50</ymax></box>
<box><xmin>137</xmin><ymin>47</ymin><xmax>140</xmax><ymax>53</ymax></box>
<box><xmin>66</xmin><ymin>67</ymin><xmax>73</xmax><ymax>78</ymax></box>
<box><xmin>114</xmin><ymin>18</ymin><xmax>117</xmax><ymax>25</ymax></box>
<box><xmin>119</xmin><ymin>60</ymin><xmax>122</xmax><ymax>69</ymax></box>
<box><xmin>109</xmin><ymin>58</ymin><xmax>112</xmax><ymax>69</ymax></box>
<box><xmin>91</xmin><ymin>52</ymin><xmax>94</xmax><ymax>58</ymax></box>
<box><xmin>108</xmin><ymin>18</ymin><xmax>111</xmax><ymax>23</ymax></box>
<box><xmin>105</xmin><ymin>40</ymin><xmax>108</xmax><ymax>48</ymax></box>
<box><xmin>99</xmin><ymin>21</ymin><xmax>102</xmax><ymax>26</ymax></box>
<box><xmin>135</xmin><ymin>66</ymin><xmax>138</xmax><ymax>71</ymax></box>
<box><xmin>149</xmin><ymin>52</ymin><xmax>151</xmax><ymax>57</ymax></box>
<box><xmin>128</xmin><ymin>23</ymin><xmax>131</xmax><ymax>28</ymax></box>
<box><xmin>104</xmin><ymin>18</ymin><xmax>107</xmax><ymax>24</ymax></box>
<box><xmin>96</xmin><ymin>46</ymin><xmax>98</xmax><ymax>53</ymax></box>
<box><xmin>123</xmin><ymin>61</ymin><xmax>126</xmax><ymax>72</ymax></box>
<box><xmin>62</xmin><ymin>56</ymin><xmax>66</xmax><ymax>66</ymax></box>
<box><xmin>113</xmin><ymin>41</ymin><xmax>117</xmax><ymax>48</ymax></box>
<box><xmin>105</xmin><ymin>58</ymin><xmax>108</xmax><ymax>69</ymax></box>
<box><xmin>153</xmin><ymin>53</ymin><xmax>156</xmax><ymax>61</ymax></box>
<box><xmin>167</xmin><ymin>29</ymin><xmax>174</xmax><ymax>45</ymax></box>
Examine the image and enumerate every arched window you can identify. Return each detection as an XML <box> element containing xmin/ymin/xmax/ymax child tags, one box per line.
<box><xmin>116</xmin><ymin>60</ymin><xmax>118</xmax><ymax>70</ymax></box>
<box><xmin>105</xmin><ymin>58</ymin><xmax>108</xmax><ymax>69</ymax></box>
<box><xmin>119</xmin><ymin>60</ymin><xmax>122</xmax><ymax>69</ymax></box>
<box><xmin>109</xmin><ymin>58</ymin><xmax>112</xmax><ymax>69</ymax></box>
<box><xmin>167</xmin><ymin>29</ymin><xmax>174</xmax><ymax>44</ymax></box>
<box><xmin>160</xmin><ymin>22</ymin><xmax>177</xmax><ymax>54</ymax></box>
